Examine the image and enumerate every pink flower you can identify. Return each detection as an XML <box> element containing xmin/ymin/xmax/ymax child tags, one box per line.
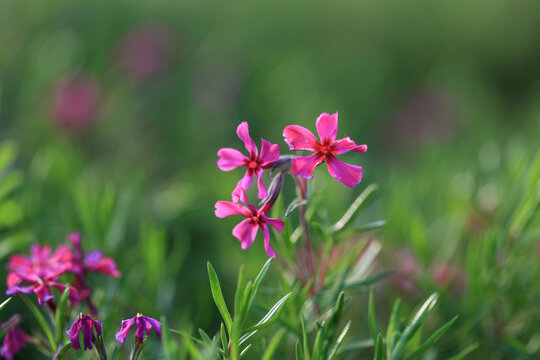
<box><xmin>68</xmin><ymin>232</ymin><xmax>121</xmax><ymax>314</ymax></box>
<box><xmin>0</xmin><ymin>315</ymin><xmax>31</xmax><ymax>360</ymax></box>
<box><xmin>217</xmin><ymin>122</ymin><xmax>280</xmax><ymax>201</ymax></box>
<box><xmin>51</xmin><ymin>75</ymin><xmax>100</xmax><ymax>134</ymax></box>
<box><xmin>6</xmin><ymin>244</ymin><xmax>78</xmax><ymax>306</ymax></box>
<box><xmin>283</xmin><ymin>112</ymin><xmax>367</xmax><ymax>188</ymax></box>
<box><xmin>215</xmin><ymin>189</ymin><xmax>284</xmax><ymax>258</ymax></box>
<box><xmin>115</xmin><ymin>314</ymin><xmax>161</xmax><ymax>345</ymax></box>
<box><xmin>66</xmin><ymin>313</ymin><xmax>102</xmax><ymax>350</ymax></box>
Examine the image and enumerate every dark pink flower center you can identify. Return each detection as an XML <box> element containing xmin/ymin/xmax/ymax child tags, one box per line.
<box><xmin>249</xmin><ymin>215</ymin><xmax>261</xmax><ymax>225</ymax></box>
<box><xmin>315</xmin><ymin>140</ymin><xmax>335</xmax><ymax>157</ymax></box>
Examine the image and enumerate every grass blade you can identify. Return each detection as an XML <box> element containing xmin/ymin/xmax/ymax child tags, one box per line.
<box><xmin>207</xmin><ymin>262</ymin><xmax>233</xmax><ymax>334</ymax></box>
<box><xmin>405</xmin><ymin>315</ymin><xmax>458</xmax><ymax>360</ymax></box>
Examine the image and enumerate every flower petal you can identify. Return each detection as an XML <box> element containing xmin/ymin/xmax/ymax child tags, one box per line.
<box><xmin>231</xmin><ymin>171</ymin><xmax>254</xmax><ymax>202</ymax></box>
<box><xmin>232</xmin><ymin>219</ymin><xmax>259</xmax><ymax>250</ymax></box>
<box><xmin>255</xmin><ymin>168</ymin><xmax>268</xmax><ymax>200</ymax></box>
<box><xmin>259</xmin><ymin>139</ymin><xmax>280</xmax><ymax>165</ymax></box>
<box><xmin>315</xmin><ymin>112</ymin><xmax>338</xmax><ymax>143</ymax></box>
<box><xmin>236</xmin><ymin>122</ymin><xmax>258</xmax><ymax>157</ymax></box>
<box><xmin>291</xmin><ymin>154</ymin><xmax>324</xmax><ymax>179</ymax></box>
<box><xmin>145</xmin><ymin>317</ymin><xmax>162</xmax><ymax>339</ymax></box>
<box><xmin>215</xmin><ymin>201</ymin><xmax>251</xmax><ymax>218</ymax></box>
<box><xmin>283</xmin><ymin>125</ymin><xmax>318</xmax><ymax>151</ymax></box>
<box><xmin>67</xmin><ymin>321</ymin><xmax>81</xmax><ymax>350</ymax></box>
<box><xmin>333</xmin><ymin>137</ymin><xmax>368</xmax><ymax>155</ymax></box>
<box><xmin>135</xmin><ymin>317</ymin><xmax>145</xmax><ymax>343</ymax></box>
<box><xmin>217</xmin><ymin>148</ymin><xmax>248</xmax><ymax>171</ymax></box>
<box><xmin>325</xmin><ymin>155</ymin><xmax>363</xmax><ymax>188</ymax></box>
<box><xmin>261</xmin><ymin>224</ymin><xmax>276</xmax><ymax>258</ymax></box>
<box><xmin>115</xmin><ymin>318</ymin><xmax>136</xmax><ymax>344</ymax></box>
<box><xmin>263</xmin><ymin>216</ymin><xmax>285</xmax><ymax>233</ymax></box>
<box><xmin>81</xmin><ymin>319</ymin><xmax>93</xmax><ymax>349</ymax></box>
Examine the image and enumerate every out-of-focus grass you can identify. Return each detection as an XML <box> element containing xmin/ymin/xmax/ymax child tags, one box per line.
<box><xmin>0</xmin><ymin>0</ymin><xmax>539</xmax><ymax>358</ymax></box>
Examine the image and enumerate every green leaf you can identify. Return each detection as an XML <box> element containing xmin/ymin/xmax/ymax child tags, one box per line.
<box><xmin>220</xmin><ymin>322</ymin><xmax>228</xmax><ymax>353</ymax></box>
<box><xmin>338</xmin><ymin>339</ymin><xmax>374</xmax><ymax>354</ymax></box>
<box><xmin>207</xmin><ymin>262</ymin><xmax>233</xmax><ymax>334</ymax></box>
<box><xmin>0</xmin><ymin>140</ymin><xmax>17</xmax><ymax>174</ymax></box>
<box><xmin>54</xmin><ymin>342</ymin><xmax>72</xmax><ymax>360</ymax></box>
<box><xmin>374</xmin><ymin>334</ymin><xmax>384</xmax><ymax>360</ymax></box>
<box><xmin>391</xmin><ymin>294</ymin><xmax>438</xmax><ymax>360</ymax></box>
<box><xmin>242</xmin><ymin>258</ymin><xmax>273</xmax><ymax>321</ymax></box>
<box><xmin>54</xmin><ymin>288</ymin><xmax>70</xmax><ymax>346</ymax></box>
<box><xmin>110</xmin><ymin>347</ymin><xmax>119</xmax><ymax>360</ymax></box>
<box><xmin>296</xmin><ymin>340</ymin><xmax>305</xmax><ymax>360</ymax></box>
<box><xmin>285</xmin><ymin>198</ymin><xmax>309</xmax><ymax>217</ymax></box>
<box><xmin>328</xmin><ymin>321</ymin><xmax>351</xmax><ymax>360</ymax></box>
<box><xmin>161</xmin><ymin>316</ymin><xmax>176</xmax><ymax>360</ymax></box>
<box><xmin>332</xmin><ymin>184</ymin><xmax>378</xmax><ymax>233</ymax></box>
<box><xmin>243</xmin><ymin>293</ymin><xmax>292</xmax><ymax>334</ymax></box>
<box><xmin>368</xmin><ymin>289</ymin><xmax>377</xmax><ymax>344</ymax></box>
<box><xmin>22</xmin><ymin>294</ymin><xmax>56</xmax><ymax>351</ymax></box>
<box><xmin>0</xmin><ymin>297</ymin><xmax>11</xmax><ymax>312</ymax></box>
<box><xmin>0</xmin><ymin>172</ymin><xmax>22</xmax><ymax>201</ymax></box>
<box><xmin>234</xmin><ymin>265</ymin><xmax>246</xmax><ymax>321</ymax></box>
<box><xmin>346</xmin><ymin>270</ymin><xmax>392</xmax><ymax>292</ymax></box>
<box><xmin>311</xmin><ymin>324</ymin><xmax>325</xmax><ymax>360</ymax></box>
<box><xmin>386</xmin><ymin>298</ymin><xmax>402</xmax><ymax>356</ymax></box>
<box><xmin>199</xmin><ymin>328</ymin><xmax>213</xmax><ymax>344</ymax></box>
<box><xmin>301</xmin><ymin>316</ymin><xmax>310</xmax><ymax>360</ymax></box>
<box><xmin>405</xmin><ymin>316</ymin><xmax>458</xmax><ymax>360</ymax></box>
<box><xmin>445</xmin><ymin>343</ymin><xmax>479</xmax><ymax>360</ymax></box>
<box><xmin>240</xmin><ymin>344</ymin><xmax>252</xmax><ymax>358</ymax></box>
<box><xmin>261</xmin><ymin>329</ymin><xmax>286</xmax><ymax>360</ymax></box>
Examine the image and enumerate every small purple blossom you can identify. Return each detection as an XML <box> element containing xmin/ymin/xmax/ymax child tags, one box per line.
<box><xmin>115</xmin><ymin>313</ymin><xmax>161</xmax><ymax>345</ymax></box>
<box><xmin>0</xmin><ymin>315</ymin><xmax>31</xmax><ymax>360</ymax></box>
<box><xmin>66</xmin><ymin>313</ymin><xmax>102</xmax><ymax>350</ymax></box>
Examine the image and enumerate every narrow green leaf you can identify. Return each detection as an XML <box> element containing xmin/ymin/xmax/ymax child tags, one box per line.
<box><xmin>183</xmin><ymin>335</ymin><xmax>204</xmax><ymax>360</ymax></box>
<box><xmin>110</xmin><ymin>347</ymin><xmax>119</xmax><ymax>360</ymax></box>
<box><xmin>374</xmin><ymin>334</ymin><xmax>384</xmax><ymax>360</ymax></box>
<box><xmin>346</xmin><ymin>270</ymin><xmax>392</xmax><ymax>291</ymax></box>
<box><xmin>0</xmin><ymin>298</ymin><xmax>11</xmax><ymax>312</ymax></box>
<box><xmin>160</xmin><ymin>316</ymin><xmax>176</xmax><ymax>360</ymax></box>
<box><xmin>234</xmin><ymin>265</ymin><xmax>246</xmax><ymax>320</ymax></box>
<box><xmin>207</xmin><ymin>262</ymin><xmax>233</xmax><ymax>333</ymax></box>
<box><xmin>169</xmin><ymin>329</ymin><xmax>207</xmax><ymax>346</ymax></box>
<box><xmin>199</xmin><ymin>328</ymin><xmax>213</xmax><ymax>344</ymax></box>
<box><xmin>54</xmin><ymin>342</ymin><xmax>72</xmax><ymax>360</ymax></box>
<box><xmin>368</xmin><ymin>289</ymin><xmax>377</xmax><ymax>344</ymax></box>
<box><xmin>285</xmin><ymin>198</ymin><xmax>308</xmax><ymax>217</ymax></box>
<box><xmin>311</xmin><ymin>324</ymin><xmax>325</xmax><ymax>360</ymax></box>
<box><xmin>242</xmin><ymin>259</ymin><xmax>273</xmax><ymax>321</ymax></box>
<box><xmin>328</xmin><ymin>292</ymin><xmax>345</xmax><ymax>330</ymax></box>
<box><xmin>332</xmin><ymin>184</ymin><xmax>378</xmax><ymax>233</ymax></box>
<box><xmin>328</xmin><ymin>321</ymin><xmax>351</xmax><ymax>360</ymax></box>
<box><xmin>391</xmin><ymin>294</ymin><xmax>438</xmax><ymax>359</ymax></box>
<box><xmin>54</xmin><ymin>288</ymin><xmax>70</xmax><ymax>346</ymax></box>
<box><xmin>220</xmin><ymin>322</ymin><xmax>228</xmax><ymax>353</ymax></box>
<box><xmin>243</xmin><ymin>293</ymin><xmax>292</xmax><ymax>334</ymax></box>
<box><xmin>405</xmin><ymin>316</ymin><xmax>458</xmax><ymax>360</ymax></box>
<box><xmin>338</xmin><ymin>339</ymin><xmax>374</xmax><ymax>354</ymax></box>
<box><xmin>296</xmin><ymin>340</ymin><xmax>305</xmax><ymax>360</ymax></box>
<box><xmin>301</xmin><ymin>316</ymin><xmax>310</xmax><ymax>360</ymax></box>
<box><xmin>386</xmin><ymin>298</ymin><xmax>401</xmax><ymax>356</ymax></box>
<box><xmin>240</xmin><ymin>344</ymin><xmax>251</xmax><ymax>358</ymax></box>
<box><xmin>261</xmin><ymin>329</ymin><xmax>286</xmax><ymax>360</ymax></box>
<box><xmin>445</xmin><ymin>343</ymin><xmax>479</xmax><ymax>360</ymax></box>
<box><xmin>341</xmin><ymin>220</ymin><xmax>386</xmax><ymax>236</ymax></box>
<box><xmin>22</xmin><ymin>294</ymin><xmax>56</xmax><ymax>351</ymax></box>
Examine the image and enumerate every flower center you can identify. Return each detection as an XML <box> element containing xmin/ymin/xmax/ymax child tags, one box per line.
<box><xmin>248</xmin><ymin>160</ymin><xmax>258</xmax><ymax>169</ymax></box>
<box><xmin>249</xmin><ymin>215</ymin><xmax>260</xmax><ymax>225</ymax></box>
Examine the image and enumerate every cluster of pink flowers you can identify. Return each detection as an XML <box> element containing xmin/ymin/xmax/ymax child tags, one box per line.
<box><xmin>5</xmin><ymin>232</ymin><xmax>120</xmax><ymax>309</ymax></box>
<box><xmin>215</xmin><ymin>112</ymin><xmax>367</xmax><ymax>257</ymax></box>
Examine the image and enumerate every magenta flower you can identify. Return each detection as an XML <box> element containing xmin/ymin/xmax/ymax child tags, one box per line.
<box><xmin>215</xmin><ymin>189</ymin><xmax>284</xmax><ymax>258</ymax></box>
<box><xmin>115</xmin><ymin>314</ymin><xmax>161</xmax><ymax>345</ymax></box>
<box><xmin>66</xmin><ymin>313</ymin><xmax>102</xmax><ymax>350</ymax></box>
<box><xmin>6</xmin><ymin>244</ymin><xmax>77</xmax><ymax>306</ymax></box>
<box><xmin>283</xmin><ymin>112</ymin><xmax>367</xmax><ymax>188</ymax></box>
<box><xmin>217</xmin><ymin>122</ymin><xmax>280</xmax><ymax>201</ymax></box>
<box><xmin>0</xmin><ymin>315</ymin><xmax>31</xmax><ymax>360</ymax></box>
<box><xmin>51</xmin><ymin>74</ymin><xmax>100</xmax><ymax>134</ymax></box>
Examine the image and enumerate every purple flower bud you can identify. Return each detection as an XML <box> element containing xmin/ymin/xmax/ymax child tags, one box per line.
<box><xmin>115</xmin><ymin>313</ymin><xmax>161</xmax><ymax>345</ymax></box>
<box><xmin>66</xmin><ymin>313</ymin><xmax>102</xmax><ymax>350</ymax></box>
<box><xmin>0</xmin><ymin>315</ymin><xmax>31</xmax><ymax>360</ymax></box>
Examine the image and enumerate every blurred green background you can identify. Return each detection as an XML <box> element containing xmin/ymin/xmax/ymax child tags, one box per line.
<box><xmin>1</xmin><ymin>0</ymin><xmax>540</xmax><ymax>358</ymax></box>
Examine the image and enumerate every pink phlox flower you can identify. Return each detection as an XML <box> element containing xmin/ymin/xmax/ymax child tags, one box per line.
<box><xmin>66</xmin><ymin>313</ymin><xmax>102</xmax><ymax>350</ymax></box>
<box><xmin>215</xmin><ymin>189</ymin><xmax>284</xmax><ymax>258</ymax></box>
<box><xmin>0</xmin><ymin>315</ymin><xmax>31</xmax><ymax>360</ymax></box>
<box><xmin>6</xmin><ymin>244</ymin><xmax>77</xmax><ymax>306</ymax></box>
<box><xmin>217</xmin><ymin>122</ymin><xmax>280</xmax><ymax>201</ymax></box>
<box><xmin>115</xmin><ymin>313</ymin><xmax>161</xmax><ymax>345</ymax></box>
<box><xmin>283</xmin><ymin>112</ymin><xmax>367</xmax><ymax>188</ymax></box>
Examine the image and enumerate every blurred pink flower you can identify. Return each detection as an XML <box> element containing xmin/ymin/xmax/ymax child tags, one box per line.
<box><xmin>51</xmin><ymin>75</ymin><xmax>100</xmax><ymax>134</ymax></box>
<box><xmin>432</xmin><ymin>262</ymin><xmax>466</xmax><ymax>294</ymax></box>
<box><xmin>115</xmin><ymin>313</ymin><xmax>161</xmax><ymax>345</ymax></box>
<box><xmin>217</xmin><ymin>122</ymin><xmax>280</xmax><ymax>201</ymax></box>
<box><xmin>6</xmin><ymin>244</ymin><xmax>78</xmax><ymax>306</ymax></box>
<box><xmin>389</xmin><ymin>247</ymin><xmax>420</xmax><ymax>297</ymax></box>
<box><xmin>0</xmin><ymin>315</ymin><xmax>31</xmax><ymax>360</ymax></box>
<box><xmin>215</xmin><ymin>189</ymin><xmax>284</xmax><ymax>258</ymax></box>
<box><xmin>118</xmin><ymin>25</ymin><xmax>175</xmax><ymax>79</ymax></box>
<box><xmin>283</xmin><ymin>112</ymin><xmax>367</xmax><ymax>188</ymax></box>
